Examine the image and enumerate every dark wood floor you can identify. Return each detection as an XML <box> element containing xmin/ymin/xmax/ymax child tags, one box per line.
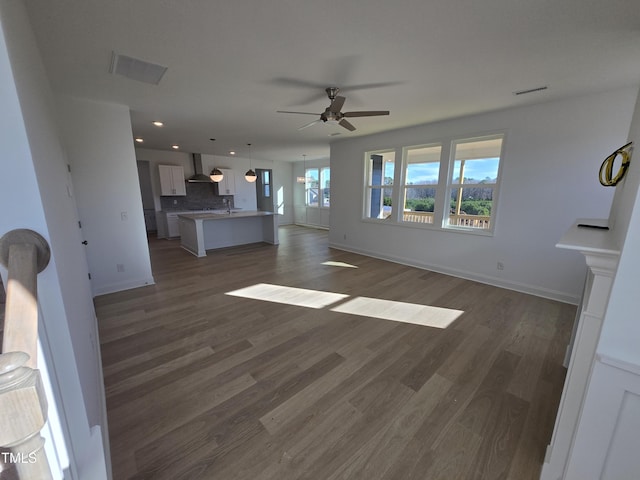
<box><xmin>95</xmin><ymin>226</ymin><xmax>574</xmax><ymax>480</ymax></box>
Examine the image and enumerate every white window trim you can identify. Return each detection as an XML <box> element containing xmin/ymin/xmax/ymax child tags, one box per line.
<box><xmin>362</xmin><ymin>132</ymin><xmax>506</xmax><ymax>235</ymax></box>
<box><xmin>305</xmin><ymin>166</ymin><xmax>331</xmax><ymax>209</ymax></box>
<box><xmin>363</xmin><ymin>149</ymin><xmax>397</xmax><ymax>222</ymax></box>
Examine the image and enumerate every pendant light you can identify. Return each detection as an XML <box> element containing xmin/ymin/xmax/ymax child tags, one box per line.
<box><xmin>210</xmin><ymin>168</ymin><xmax>223</xmax><ymax>182</ymax></box>
<box><xmin>245</xmin><ymin>143</ymin><xmax>257</xmax><ymax>183</ymax></box>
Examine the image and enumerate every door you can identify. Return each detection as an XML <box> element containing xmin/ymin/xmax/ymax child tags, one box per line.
<box><xmin>255</xmin><ymin>168</ymin><xmax>274</xmax><ymax>212</ymax></box>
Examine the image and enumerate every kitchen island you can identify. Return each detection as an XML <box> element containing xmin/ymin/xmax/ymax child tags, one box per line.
<box><xmin>178</xmin><ymin>211</ymin><xmax>279</xmax><ymax>257</ymax></box>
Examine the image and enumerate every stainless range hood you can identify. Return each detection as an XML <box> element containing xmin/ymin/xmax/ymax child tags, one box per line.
<box><xmin>187</xmin><ymin>153</ymin><xmax>212</xmax><ymax>183</ymax></box>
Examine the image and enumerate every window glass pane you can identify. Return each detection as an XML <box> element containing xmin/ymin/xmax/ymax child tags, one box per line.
<box><xmin>448</xmin><ymin>187</ymin><xmax>493</xmax><ymax>229</ymax></box>
<box><xmin>446</xmin><ymin>136</ymin><xmax>503</xmax><ymax>231</ymax></box>
<box><xmin>305</xmin><ymin>168</ymin><xmax>319</xmax><ymax>206</ymax></box>
<box><xmin>405</xmin><ymin>145</ymin><xmax>441</xmax><ymax>185</ymax></box>
<box><xmin>321</xmin><ymin>167</ymin><xmax>330</xmax><ymax>207</ymax></box>
<box><xmin>264</xmin><ymin>185</ymin><xmax>271</xmax><ymax>198</ymax></box>
<box><xmin>403</xmin><ymin>187</ymin><xmax>436</xmax><ymax>224</ymax></box>
<box><xmin>366</xmin><ymin>151</ymin><xmax>396</xmax><ymax>220</ymax></box>
<box><xmin>452</xmin><ymin>158</ymin><xmax>499</xmax><ymax>184</ymax></box>
<box><xmin>402</xmin><ymin>145</ymin><xmax>441</xmax><ymax>224</ymax></box>
<box><xmin>381</xmin><ymin>187</ymin><xmax>393</xmax><ymax>219</ymax></box>
<box><xmin>263</xmin><ymin>170</ymin><xmax>270</xmax><ymax>184</ymax></box>
<box><xmin>306</xmin><ymin>169</ymin><xmax>319</xmax><ymax>187</ymax></box>
<box><xmin>367</xmin><ymin>152</ymin><xmax>395</xmax><ymax>186</ymax></box>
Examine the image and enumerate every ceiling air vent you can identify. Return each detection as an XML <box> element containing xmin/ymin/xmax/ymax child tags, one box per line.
<box><xmin>109</xmin><ymin>52</ymin><xmax>167</xmax><ymax>85</ymax></box>
<box><xmin>513</xmin><ymin>85</ymin><xmax>548</xmax><ymax>96</ymax></box>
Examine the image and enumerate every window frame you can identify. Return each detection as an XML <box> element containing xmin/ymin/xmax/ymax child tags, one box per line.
<box><xmin>443</xmin><ymin>134</ymin><xmax>505</xmax><ymax>234</ymax></box>
<box><xmin>304</xmin><ymin>166</ymin><xmax>331</xmax><ymax>208</ymax></box>
<box><xmin>320</xmin><ymin>166</ymin><xmax>330</xmax><ymax>208</ymax></box>
<box><xmin>400</xmin><ymin>143</ymin><xmax>444</xmax><ymax>228</ymax></box>
<box><xmin>362</xmin><ymin>132</ymin><xmax>506</xmax><ymax>235</ymax></box>
<box><xmin>363</xmin><ymin>149</ymin><xmax>397</xmax><ymax>222</ymax></box>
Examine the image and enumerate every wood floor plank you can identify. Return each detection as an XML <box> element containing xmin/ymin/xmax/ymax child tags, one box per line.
<box><xmin>95</xmin><ymin>226</ymin><xmax>575</xmax><ymax>479</ymax></box>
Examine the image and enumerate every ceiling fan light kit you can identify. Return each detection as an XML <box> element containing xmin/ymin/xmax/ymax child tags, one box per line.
<box><xmin>277</xmin><ymin>87</ymin><xmax>389</xmax><ymax>132</ymax></box>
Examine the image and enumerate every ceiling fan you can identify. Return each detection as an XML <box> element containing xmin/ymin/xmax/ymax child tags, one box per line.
<box><xmin>277</xmin><ymin>87</ymin><xmax>389</xmax><ymax>132</ymax></box>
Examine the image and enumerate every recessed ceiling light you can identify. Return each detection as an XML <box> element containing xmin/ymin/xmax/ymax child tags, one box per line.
<box><xmin>152</xmin><ymin>121</ymin><xmax>164</xmax><ymax>127</ymax></box>
<box><xmin>134</xmin><ymin>137</ymin><xmax>144</xmax><ymax>143</ymax></box>
<box><xmin>229</xmin><ymin>151</ymin><xmax>236</xmax><ymax>155</ymax></box>
<box><xmin>171</xmin><ymin>144</ymin><xmax>179</xmax><ymax>149</ymax></box>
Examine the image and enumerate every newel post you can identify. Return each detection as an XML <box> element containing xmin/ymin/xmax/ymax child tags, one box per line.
<box><xmin>0</xmin><ymin>229</ymin><xmax>52</xmax><ymax>480</ymax></box>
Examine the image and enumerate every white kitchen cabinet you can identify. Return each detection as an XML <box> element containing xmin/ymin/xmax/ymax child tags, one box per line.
<box><xmin>159</xmin><ymin>165</ymin><xmax>186</xmax><ymax>196</ymax></box>
<box><xmin>166</xmin><ymin>212</ymin><xmax>181</xmax><ymax>237</ymax></box>
<box><xmin>156</xmin><ymin>211</ymin><xmax>168</xmax><ymax>238</ymax></box>
<box><xmin>214</xmin><ymin>169</ymin><xmax>236</xmax><ymax>195</ymax></box>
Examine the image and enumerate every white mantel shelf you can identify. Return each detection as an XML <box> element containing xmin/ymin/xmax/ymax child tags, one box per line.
<box><xmin>555</xmin><ymin>218</ymin><xmax>620</xmax><ymax>257</ymax></box>
<box><xmin>178</xmin><ymin>211</ymin><xmax>279</xmax><ymax>257</ymax></box>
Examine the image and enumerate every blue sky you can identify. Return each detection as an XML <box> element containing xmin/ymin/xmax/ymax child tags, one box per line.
<box><xmin>406</xmin><ymin>158</ymin><xmax>499</xmax><ymax>184</ymax></box>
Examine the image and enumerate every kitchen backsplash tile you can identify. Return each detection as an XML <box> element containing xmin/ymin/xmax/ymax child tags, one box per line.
<box><xmin>160</xmin><ymin>182</ymin><xmax>234</xmax><ymax>211</ymax></box>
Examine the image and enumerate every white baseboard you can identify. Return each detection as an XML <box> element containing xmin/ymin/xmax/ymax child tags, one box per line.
<box><xmin>93</xmin><ymin>276</ymin><xmax>155</xmax><ymax>297</ymax></box>
<box><xmin>329</xmin><ymin>241</ymin><xmax>580</xmax><ymax>305</ymax></box>
<box><xmin>77</xmin><ymin>425</ymin><xmax>108</xmax><ymax>480</ymax></box>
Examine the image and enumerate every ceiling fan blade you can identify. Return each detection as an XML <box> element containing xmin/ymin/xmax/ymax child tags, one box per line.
<box><xmin>277</xmin><ymin>110</ymin><xmax>321</xmax><ymax>116</ymax></box>
<box><xmin>342</xmin><ymin>81</ymin><xmax>403</xmax><ymax>91</ymax></box>
<box><xmin>343</xmin><ymin>110</ymin><xmax>390</xmax><ymax>117</ymax></box>
<box><xmin>329</xmin><ymin>96</ymin><xmax>346</xmax><ymax>113</ymax></box>
<box><xmin>298</xmin><ymin>119</ymin><xmax>322</xmax><ymax>130</ymax></box>
<box><xmin>271</xmin><ymin>77</ymin><xmax>328</xmax><ymax>90</ymax></box>
<box><xmin>339</xmin><ymin>119</ymin><xmax>356</xmax><ymax>131</ymax></box>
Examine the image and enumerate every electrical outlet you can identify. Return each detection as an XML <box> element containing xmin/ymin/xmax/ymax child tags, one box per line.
<box><xmin>117</xmin><ymin>264</ymin><xmax>125</xmax><ymax>272</ymax></box>
<box><xmin>344</xmin><ymin>233</ymin><xmax>347</xmax><ymax>240</ymax></box>
<box><xmin>121</xmin><ymin>211</ymin><xmax>128</xmax><ymax>221</ymax></box>
<box><xmin>497</xmin><ymin>261</ymin><xmax>504</xmax><ymax>271</ymax></box>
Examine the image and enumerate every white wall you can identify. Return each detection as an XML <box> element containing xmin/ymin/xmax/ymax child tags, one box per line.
<box><xmin>135</xmin><ymin>148</ymin><xmax>295</xmax><ymax>225</ymax></box>
<box><xmin>0</xmin><ymin>2</ymin><xmax>108</xmax><ymax>478</ymax></box>
<box><xmin>552</xmin><ymin>85</ymin><xmax>640</xmax><ymax>480</ymax></box>
<box><xmin>57</xmin><ymin>97</ymin><xmax>155</xmax><ymax>297</ymax></box>
<box><xmin>599</xmin><ymin>88</ymin><xmax>640</xmax><ymax>365</ymax></box>
<box><xmin>293</xmin><ymin>158</ymin><xmax>331</xmax><ymax>229</ymax></box>
<box><xmin>329</xmin><ymin>87</ymin><xmax>638</xmax><ymax>303</ymax></box>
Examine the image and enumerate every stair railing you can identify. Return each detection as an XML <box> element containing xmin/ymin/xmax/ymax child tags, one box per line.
<box><xmin>0</xmin><ymin>229</ymin><xmax>53</xmax><ymax>480</ymax></box>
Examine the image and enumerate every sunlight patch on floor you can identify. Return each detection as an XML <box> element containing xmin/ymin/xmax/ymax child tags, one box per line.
<box><xmin>321</xmin><ymin>261</ymin><xmax>359</xmax><ymax>268</ymax></box>
<box><xmin>226</xmin><ymin>283</ymin><xmax>348</xmax><ymax>309</ymax></box>
<box><xmin>331</xmin><ymin>296</ymin><xmax>463</xmax><ymax>328</ymax></box>
<box><xmin>226</xmin><ymin>283</ymin><xmax>464</xmax><ymax>328</ymax></box>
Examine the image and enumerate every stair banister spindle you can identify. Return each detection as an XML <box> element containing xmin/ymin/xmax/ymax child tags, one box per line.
<box><xmin>0</xmin><ymin>229</ymin><xmax>52</xmax><ymax>480</ymax></box>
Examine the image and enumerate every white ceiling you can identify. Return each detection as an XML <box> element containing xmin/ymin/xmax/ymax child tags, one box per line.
<box><xmin>24</xmin><ymin>0</ymin><xmax>640</xmax><ymax>163</ymax></box>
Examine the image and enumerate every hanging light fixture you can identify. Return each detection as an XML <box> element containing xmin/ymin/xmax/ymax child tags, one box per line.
<box><xmin>210</xmin><ymin>168</ymin><xmax>224</xmax><ymax>182</ymax></box>
<box><xmin>245</xmin><ymin>143</ymin><xmax>257</xmax><ymax>183</ymax></box>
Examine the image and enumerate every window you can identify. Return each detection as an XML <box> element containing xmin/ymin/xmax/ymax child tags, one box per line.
<box><xmin>402</xmin><ymin>144</ymin><xmax>442</xmax><ymax>225</ymax></box>
<box><xmin>320</xmin><ymin>167</ymin><xmax>330</xmax><ymax>207</ymax></box>
<box><xmin>305</xmin><ymin>167</ymin><xmax>330</xmax><ymax>207</ymax></box>
<box><xmin>364</xmin><ymin>134</ymin><xmax>504</xmax><ymax>233</ymax></box>
<box><xmin>445</xmin><ymin>136</ymin><xmax>503</xmax><ymax>230</ymax></box>
<box><xmin>262</xmin><ymin>170</ymin><xmax>271</xmax><ymax>198</ymax></box>
<box><xmin>365</xmin><ymin>150</ymin><xmax>395</xmax><ymax>220</ymax></box>
<box><xmin>305</xmin><ymin>168</ymin><xmax>319</xmax><ymax>206</ymax></box>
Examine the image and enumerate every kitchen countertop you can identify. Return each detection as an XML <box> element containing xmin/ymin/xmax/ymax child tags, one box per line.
<box><xmin>178</xmin><ymin>210</ymin><xmax>276</xmax><ymax>220</ymax></box>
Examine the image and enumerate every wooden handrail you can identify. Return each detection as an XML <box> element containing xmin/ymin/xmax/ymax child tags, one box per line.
<box><xmin>0</xmin><ymin>229</ymin><xmax>52</xmax><ymax>480</ymax></box>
